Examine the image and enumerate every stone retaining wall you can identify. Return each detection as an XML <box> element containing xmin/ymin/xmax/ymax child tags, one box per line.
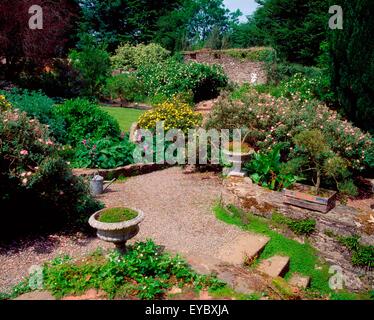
<box><xmin>73</xmin><ymin>163</ymin><xmax>171</xmax><ymax>180</ymax></box>
<box><xmin>223</xmin><ymin>177</ymin><xmax>373</xmax><ymax>244</ymax></box>
<box><xmin>222</xmin><ymin>177</ymin><xmax>373</xmax><ymax>291</ymax></box>
<box><xmin>183</xmin><ymin>50</ymin><xmax>267</xmax><ymax>85</ymax></box>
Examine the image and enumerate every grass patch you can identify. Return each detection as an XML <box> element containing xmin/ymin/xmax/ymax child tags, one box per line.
<box><xmin>208</xmin><ymin>285</ymin><xmax>261</xmax><ymax>300</ymax></box>
<box><xmin>101</xmin><ymin>107</ymin><xmax>144</xmax><ymax>132</ymax></box>
<box><xmin>213</xmin><ymin>204</ymin><xmax>332</xmax><ymax>295</ymax></box>
<box><xmin>98</xmin><ymin>208</ymin><xmax>138</xmax><ymax>223</ymax></box>
<box><xmin>214</xmin><ymin>204</ymin><xmax>372</xmax><ymax>300</ymax></box>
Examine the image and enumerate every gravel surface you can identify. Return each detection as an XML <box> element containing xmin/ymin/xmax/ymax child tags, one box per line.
<box><xmin>0</xmin><ymin>167</ymin><xmax>245</xmax><ymax>294</ymax></box>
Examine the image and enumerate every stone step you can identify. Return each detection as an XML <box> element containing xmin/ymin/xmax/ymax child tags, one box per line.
<box><xmin>217</xmin><ymin>233</ymin><xmax>270</xmax><ymax>265</ymax></box>
<box><xmin>14</xmin><ymin>291</ymin><xmax>56</xmax><ymax>300</ymax></box>
<box><xmin>288</xmin><ymin>273</ymin><xmax>311</xmax><ymax>289</ymax></box>
<box><xmin>257</xmin><ymin>255</ymin><xmax>290</xmax><ymax>278</ymax></box>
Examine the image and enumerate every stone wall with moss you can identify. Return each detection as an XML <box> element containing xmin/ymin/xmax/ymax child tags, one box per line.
<box><xmin>182</xmin><ymin>48</ymin><xmax>273</xmax><ymax>85</ymax></box>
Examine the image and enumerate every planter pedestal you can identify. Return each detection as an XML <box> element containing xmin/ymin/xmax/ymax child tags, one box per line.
<box><xmin>223</xmin><ymin>149</ymin><xmax>254</xmax><ymax>177</ymax></box>
<box><xmin>89</xmin><ymin>208</ymin><xmax>145</xmax><ymax>253</ymax></box>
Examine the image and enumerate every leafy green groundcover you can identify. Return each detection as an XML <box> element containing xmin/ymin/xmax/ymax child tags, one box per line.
<box><xmin>1</xmin><ymin>240</ymin><xmax>251</xmax><ymax>300</ymax></box>
<box><xmin>213</xmin><ymin>204</ymin><xmax>371</xmax><ymax>300</ymax></box>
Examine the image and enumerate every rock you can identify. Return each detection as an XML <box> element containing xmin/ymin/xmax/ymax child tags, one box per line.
<box><xmin>14</xmin><ymin>291</ymin><xmax>56</xmax><ymax>300</ymax></box>
<box><xmin>217</xmin><ymin>233</ymin><xmax>270</xmax><ymax>265</ymax></box>
<box><xmin>169</xmin><ymin>287</ymin><xmax>183</xmax><ymax>295</ymax></box>
<box><xmin>257</xmin><ymin>256</ymin><xmax>290</xmax><ymax>278</ymax></box>
<box><xmin>289</xmin><ymin>273</ymin><xmax>311</xmax><ymax>289</ymax></box>
<box><xmin>62</xmin><ymin>289</ymin><xmax>106</xmax><ymax>300</ymax></box>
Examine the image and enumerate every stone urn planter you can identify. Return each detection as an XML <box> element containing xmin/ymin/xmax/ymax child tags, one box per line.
<box><xmin>222</xmin><ymin>142</ymin><xmax>254</xmax><ymax>177</ymax></box>
<box><xmin>283</xmin><ymin>184</ymin><xmax>337</xmax><ymax>213</ymax></box>
<box><xmin>89</xmin><ymin>207</ymin><xmax>145</xmax><ymax>252</ymax></box>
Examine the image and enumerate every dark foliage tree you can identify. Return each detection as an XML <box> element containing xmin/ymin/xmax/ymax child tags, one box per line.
<box><xmin>329</xmin><ymin>0</ymin><xmax>374</xmax><ymax>132</ymax></box>
<box><xmin>0</xmin><ymin>0</ymin><xmax>79</xmax><ymax>80</ymax></box>
<box><xmin>77</xmin><ymin>0</ymin><xmax>184</xmax><ymax>51</ymax></box>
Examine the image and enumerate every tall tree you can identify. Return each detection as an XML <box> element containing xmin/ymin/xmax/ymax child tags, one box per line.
<box><xmin>155</xmin><ymin>0</ymin><xmax>240</xmax><ymax>51</ymax></box>
<box><xmin>244</xmin><ymin>0</ymin><xmax>330</xmax><ymax>65</ymax></box>
<box><xmin>329</xmin><ymin>0</ymin><xmax>374</xmax><ymax>132</ymax></box>
<box><xmin>77</xmin><ymin>0</ymin><xmax>183</xmax><ymax>51</ymax></box>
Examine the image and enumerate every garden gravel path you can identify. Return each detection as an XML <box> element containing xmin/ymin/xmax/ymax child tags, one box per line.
<box><xmin>0</xmin><ymin>167</ymin><xmax>244</xmax><ymax>294</ymax></box>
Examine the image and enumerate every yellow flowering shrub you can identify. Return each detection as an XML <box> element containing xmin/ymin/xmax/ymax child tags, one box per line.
<box><xmin>138</xmin><ymin>97</ymin><xmax>202</xmax><ymax>133</ymax></box>
<box><xmin>0</xmin><ymin>95</ymin><xmax>12</xmax><ymax>112</ymax></box>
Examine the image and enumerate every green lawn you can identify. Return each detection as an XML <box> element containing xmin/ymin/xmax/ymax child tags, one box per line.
<box><xmin>101</xmin><ymin>106</ymin><xmax>145</xmax><ymax>132</ymax></box>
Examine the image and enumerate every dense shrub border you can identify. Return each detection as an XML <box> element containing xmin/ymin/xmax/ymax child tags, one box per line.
<box><xmin>137</xmin><ymin>58</ymin><xmax>228</xmax><ymax>102</ymax></box>
<box><xmin>207</xmin><ymin>90</ymin><xmax>373</xmax><ymax>193</ymax></box>
<box><xmin>0</xmin><ymin>106</ymin><xmax>102</xmax><ymax>239</ymax></box>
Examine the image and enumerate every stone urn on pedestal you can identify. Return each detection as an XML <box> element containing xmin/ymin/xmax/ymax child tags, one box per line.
<box><xmin>222</xmin><ymin>142</ymin><xmax>254</xmax><ymax>177</ymax></box>
<box><xmin>89</xmin><ymin>207</ymin><xmax>145</xmax><ymax>253</ymax></box>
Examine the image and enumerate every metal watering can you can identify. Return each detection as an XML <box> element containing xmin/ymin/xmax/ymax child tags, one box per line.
<box><xmin>90</xmin><ymin>175</ymin><xmax>116</xmax><ymax>196</ymax></box>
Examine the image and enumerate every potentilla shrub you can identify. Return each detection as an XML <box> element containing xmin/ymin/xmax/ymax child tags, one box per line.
<box><xmin>0</xmin><ymin>109</ymin><xmax>102</xmax><ymax>239</ymax></box>
<box><xmin>0</xmin><ymin>94</ymin><xmax>12</xmax><ymax>111</ymax></box>
<box><xmin>53</xmin><ymin>98</ymin><xmax>121</xmax><ymax>146</ymax></box>
<box><xmin>136</xmin><ymin>58</ymin><xmax>228</xmax><ymax>102</ymax></box>
<box><xmin>206</xmin><ymin>90</ymin><xmax>373</xmax><ymax>172</ymax></box>
<box><xmin>138</xmin><ymin>96</ymin><xmax>202</xmax><ymax>134</ymax></box>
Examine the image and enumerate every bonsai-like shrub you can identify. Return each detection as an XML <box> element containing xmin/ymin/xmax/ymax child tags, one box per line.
<box><xmin>104</xmin><ymin>74</ymin><xmax>145</xmax><ymax>105</ymax></box>
<box><xmin>138</xmin><ymin>96</ymin><xmax>202</xmax><ymax>133</ymax></box>
<box><xmin>0</xmin><ymin>109</ymin><xmax>102</xmax><ymax>239</ymax></box>
<box><xmin>53</xmin><ymin>98</ymin><xmax>120</xmax><ymax>146</ymax></box>
<box><xmin>293</xmin><ymin>130</ymin><xmax>358</xmax><ymax>196</ymax></box>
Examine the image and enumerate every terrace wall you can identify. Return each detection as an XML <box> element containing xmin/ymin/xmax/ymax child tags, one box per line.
<box><xmin>183</xmin><ymin>50</ymin><xmax>268</xmax><ymax>85</ymax></box>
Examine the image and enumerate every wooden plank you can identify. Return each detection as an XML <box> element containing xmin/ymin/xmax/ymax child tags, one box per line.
<box><xmin>284</xmin><ymin>189</ymin><xmax>328</xmax><ymax>204</ymax></box>
<box><xmin>284</xmin><ymin>196</ymin><xmax>330</xmax><ymax>213</ymax></box>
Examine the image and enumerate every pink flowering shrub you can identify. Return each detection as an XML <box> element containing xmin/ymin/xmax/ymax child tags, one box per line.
<box><xmin>206</xmin><ymin>90</ymin><xmax>373</xmax><ymax>173</ymax></box>
<box><xmin>0</xmin><ymin>109</ymin><xmax>102</xmax><ymax>239</ymax></box>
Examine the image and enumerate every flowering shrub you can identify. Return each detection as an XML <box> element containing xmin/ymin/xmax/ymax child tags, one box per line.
<box><xmin>138</xmin><ymin>96</ymin><xmax>202</xmax><ymax>133</ymax></box>
<box><xmin>111</xmin><ymin>43</ymin><xmax>171</xmax><ymax>71</ymax></box>
<box><xmin>278</xmin><ymin>73</ymin><xmax>335</xmax><ymax>104</ymax></box>
<box><xmin>53</xmin><ymin>98</ymin><xmax>120</xmax><ymax>146</ymax></box>
<box><xmin>0</xmin><ymin>95</ymin><xmax>12</xmax><ymax>111</ymax></box>
<box><xmin>137</xmin><ymin>58</ymin><xmax>228</xmax><ymax>102</ymax></box>
<box><xmin>72</xmin><ymin>136</ymin><xmax>135</xmax><ymax>169</ymax></box>
<box><xmin>1</xmin><ymin>89</ymin><xmax>66</xmax><ymax>142</ymax></box>
<box><xmin>206</xmin><ymin>91</ymin><xmax>373</xmax><ymax>172</ymax></box>
<box><xmin>0</xmin><ymin>109</ymin><xmax>101</xmax><ymax>238</ymax></box>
